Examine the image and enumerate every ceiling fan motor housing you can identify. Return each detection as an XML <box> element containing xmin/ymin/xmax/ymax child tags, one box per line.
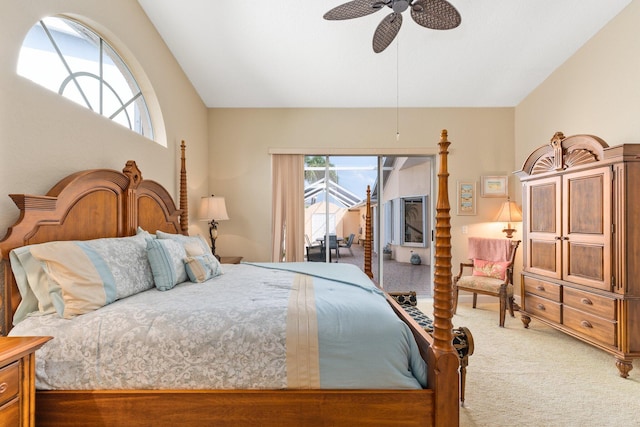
<box><xmin>392</xmin><ymin>0</ymin><xmax>410</xmax><ymax>13</ymax></box>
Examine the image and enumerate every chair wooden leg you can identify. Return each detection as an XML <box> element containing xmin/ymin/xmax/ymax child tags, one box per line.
<box><xmin>499</xmin><ymin>295</ymin><xmax>506</xmax><ymax>327</ymax></box>
<box><xmin>472</xmin><ymin>293</ymin><xmax>478</xmax><ymax>308</ymax></box>
<box><xmin>508</xmin><ymin>296</ymin><xmax>515</xmax><ymax>318</ymax></box>
<box><xmin>453</xmin><ymin>286</ymin><xmax>459</xmax><ymax>314</ymax></box>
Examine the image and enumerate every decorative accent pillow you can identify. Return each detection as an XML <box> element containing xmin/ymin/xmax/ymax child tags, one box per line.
<box><xmin>146</xmin><ymin>239</ymin><xmax>189</xmax><ymax>291</ymax></box>
<box><xmin>184</xmin><ymin>254</ymin><xmax>224</xmax><ymax>283</ymax></box>
<box><xmin>156</xmin><ymin>231</ymin><xmax>210</xmax><ymax>256</ymax></box>
<box><xmin>28</xmin><ymin>234</ymin><xmax>154</xmax><ymax>319</ymax></box>
<box><xmin>472</xmin><ymin>259</ymin><xmax>510</xmax><ymax>280</ymax></box>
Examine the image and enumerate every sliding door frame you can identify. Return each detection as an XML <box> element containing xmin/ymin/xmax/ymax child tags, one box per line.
<box><xmin>271</xmin><ymin>147</ymin><xmax>438</xmax><ymax>286</ymax></box>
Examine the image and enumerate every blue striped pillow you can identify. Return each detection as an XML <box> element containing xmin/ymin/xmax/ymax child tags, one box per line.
<box><xmin>146</xmin><ymin>238</ymin><xmax>189</xmax><ymax>291</ymax></box>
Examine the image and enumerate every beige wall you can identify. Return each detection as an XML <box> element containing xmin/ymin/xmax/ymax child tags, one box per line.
<box><xmin>514</xmin><ymin>1</ymin><xmax>640</xmax><ymax>295</ymax></box>
<box><xmin>209</xmin><ymin>108</ymin><xmax>515</xmax><ymax>266</ymax></box>
<box><xmin>0</xmin><ymin>0</ymin><xmax>209</xmax><ymax>240</ymax></box>
<box><xmin>516</xmin><ymin>1</ymin><xmax>640</xmax><ymax>164</ymax></box>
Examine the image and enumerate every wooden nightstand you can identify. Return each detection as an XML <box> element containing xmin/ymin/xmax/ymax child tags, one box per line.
<box><xmin>0</xmin><ymin>336</ymin><xmax>51</xmax><ymax>427</ymax></box>
<box><xmin>220</xmin><ymin>256</ymin><xmax>243</xmax><ymax>264</ymax></box>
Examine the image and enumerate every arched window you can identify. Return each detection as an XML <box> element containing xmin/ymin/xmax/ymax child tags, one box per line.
<box><xmin>17</xmin><ymin>16</ymin><xmax>154</xmax><ymax>140</ymax></box>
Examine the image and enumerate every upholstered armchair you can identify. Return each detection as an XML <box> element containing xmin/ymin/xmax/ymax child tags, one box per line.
<box><xmin>453</xmin><ymin>238</ymin><xmax>521</xmax><ymax>327</ymax></box>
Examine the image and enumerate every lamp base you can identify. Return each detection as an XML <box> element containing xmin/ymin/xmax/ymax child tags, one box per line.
<box><xmin>502</xmin><ymin>227</ymin><xmax>517</xmax><ymax>238</ymax></box>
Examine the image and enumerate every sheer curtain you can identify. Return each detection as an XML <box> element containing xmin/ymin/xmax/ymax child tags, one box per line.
<box><xmin>271</xmin><ymin>154</ymin><xmax>304</xmax><ymax>262</ymax></box>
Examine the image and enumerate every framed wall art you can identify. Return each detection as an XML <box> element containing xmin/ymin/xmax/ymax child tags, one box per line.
<box><xmin>481</xmin><ymin>175</ymin><xmax>508</xmax><ymax>198</ymax></box>
<box><xmin>456</xmin><ymin>181</ymin><xmax>477</xmax><ymax>215</ymax></box>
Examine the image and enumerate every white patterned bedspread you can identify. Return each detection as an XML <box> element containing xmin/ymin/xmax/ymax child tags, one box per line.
<box><xmin>9</xmin><ymin>262</ymin><xmax>426</xmax><ymax>390</ymax></box>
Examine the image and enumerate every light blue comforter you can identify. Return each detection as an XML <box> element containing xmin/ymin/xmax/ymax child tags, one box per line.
<box><xmin>10</xmin><ymin>262</ymin><xmax>426</xmax><ymax>390</ymax></box>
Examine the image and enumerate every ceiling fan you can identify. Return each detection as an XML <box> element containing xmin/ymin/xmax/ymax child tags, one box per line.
<box><xmin>323</xmin><ymin>0</ymin><xmax>461</xmax><ymax>53</ymax></box>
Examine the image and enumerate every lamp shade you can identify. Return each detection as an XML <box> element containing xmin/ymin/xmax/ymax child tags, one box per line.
<box><xmin>199</xmin><ymin>196</ymin><xmax>229</xmax><ymax>221</ymax></box>
<box><xmin>495</xmin><ymin>198</ymin><xmax>522</xmax><ymax>223</ymax></box>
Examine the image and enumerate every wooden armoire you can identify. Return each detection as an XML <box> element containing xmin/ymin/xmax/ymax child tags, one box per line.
<box><xmin>516</xmin><ymin>132</ymin><xmax>640</xmax><ymax>377</ymax></box>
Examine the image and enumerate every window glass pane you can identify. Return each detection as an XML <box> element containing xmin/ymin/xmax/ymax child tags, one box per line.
<box><xmin>403</xmin><ymin>197</ymin><xmax>425</xmax><ymax>244</ymax></box>
<box><xmin>19</xmin><ymin>23</ymin><xmax>73</xmax><ymax>95</ymax></box>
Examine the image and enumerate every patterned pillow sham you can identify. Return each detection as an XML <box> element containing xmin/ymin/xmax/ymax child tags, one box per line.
<box><xmin>184</xmin><ymin>254</ymin><xmax>224</xmax><ymax>283</ymax></box>
<box><xmin>146</xmin><ymin>238</ymin><xmax>189</xmax><ymax>291</ymax></box>
<box><xmin>472</xmin><ymin>259</ymin><xmax>510</xmax><ymax>280</ymax></box>
<box><xmin>27</xmin><ymin>234</ymin><xmax>154</xmax><ymax>319</ymax></box>
<box><xmin>9</xmin><ymin>245</ymin><xmax>57</xmax><ymax>324</ymax></box>
<box><xmin>136</xmin><ymin>226</ymin><xmax>156</xmax><ymax>239</ymax></box>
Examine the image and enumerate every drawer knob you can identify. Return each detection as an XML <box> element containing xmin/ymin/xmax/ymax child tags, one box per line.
<box><xmin>536</xmin><ymin>303</ymin><xmax>546</xmax><ymax>311</ymax></box>
<box><xmin>581</xmin><ymin>320</ymin><xmax>593</xmax><ymax>329</ymax></box>
<box><xmin>0</xmin><ymin>382</ymin><xmax>7</xmax><ymax>394</ymax></box>
<box><xmin>536</xmin><ymin>285</ymin><xmax>545</xmax><ymax>291</ymax></box>
<box><xmin>581</xmin><ymin>298</ymin><xmax>593</xmax><ymax>305</ymax></box>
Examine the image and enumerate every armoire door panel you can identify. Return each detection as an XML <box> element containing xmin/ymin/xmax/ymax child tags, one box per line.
<box><xmin>529</xmin><ymin>239</ymin><xmax>561</xmax><ymax>277</ymax></box>
<box><xmin>525</xmin><ymin>176</ymin><xmax>562</xmax><ymax>278</ymax></box>
<box><xmin>566</xmin><ymin>173</ymin><xmax>605</xmax><ymax>235</ymax></box>
<box><xmin>529</xmin><ymin>180</ymin><xmax>559</xmax><ymax>234</ymax></box>
<box><xmin>563</xmin><ymin>167</ymin><xmax>611</xmax><ymax>290</ymax></box>
<box><xmin>566</xmin><ymin>242</ymin><xmax>607</xmax><ymax>290</ymax></box>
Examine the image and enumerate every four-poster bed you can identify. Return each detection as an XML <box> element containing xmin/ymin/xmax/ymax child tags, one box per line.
<box><xmin>0</xmin><ymin>133</ymin><xmax>459</xmax><ymax>426</ymax></box>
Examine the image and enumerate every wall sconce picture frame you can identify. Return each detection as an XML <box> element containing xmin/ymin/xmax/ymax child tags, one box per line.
<box><xmin>481</xmin><ymin>175</ymin><xmax>509</xmax><ymax>198</ymax></box>
<box><xmin>457</xmin><ymin>181</ymin><xmax>477</xmax><ymax>215</ymax></box>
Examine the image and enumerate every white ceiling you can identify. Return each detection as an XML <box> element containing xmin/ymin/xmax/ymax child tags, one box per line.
<box><xmin>137</xmin><ymin>0</ymin><xmax>631</xmax><ymax>108</ymax></box>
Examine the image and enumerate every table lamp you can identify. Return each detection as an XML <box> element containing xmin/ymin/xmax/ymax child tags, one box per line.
<box><xmin>199</xmin><ymin>195</ymin><xmax>229</xmax><ymax>258</ymax></box>
<box><xmin>495</xmin><ymin>197</ymin><xmax>522</xmax><ymax>238</ymax></box>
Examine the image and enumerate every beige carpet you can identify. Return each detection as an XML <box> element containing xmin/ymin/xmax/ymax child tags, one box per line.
<box><xmin>417</xmin><ymin>300</ymin><xmax>640</xmax><ymax>427</ymax></box>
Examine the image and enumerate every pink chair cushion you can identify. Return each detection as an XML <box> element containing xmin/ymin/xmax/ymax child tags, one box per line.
<box><xmin>472</xmin><ymin>259</ymin><xmax>510</xmax><ymax>280</ymax></box>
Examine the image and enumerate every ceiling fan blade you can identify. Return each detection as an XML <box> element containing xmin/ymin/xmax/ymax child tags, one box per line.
<box><xmin>324</xmin><ymin>0</ymin><xmax>383</xmax><ymax>20</ymax></box>
<box><xmin>372</xmin><ymin>12</ymin><xmax>402</xmax><ymax>53</ymax></box>
<box><xmin>411</xmin><ymin>0</ymin><xmax>461</xmax><ymax>30</ymax></box>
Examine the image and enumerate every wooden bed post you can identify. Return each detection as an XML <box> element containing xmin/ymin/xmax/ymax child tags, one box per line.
<box><xmin>180</xmin><ymin>140</ymin><xmax>189</xmax><ymax>235</ymax></box>
<box><xmin>364</xmin><ymin>185</ymin><xmax>373</xmax><ymax>279</ymax></box>
<box><xmin>432</xmin><ymin>129</ymin><xmax>460</xmax><ymax>426</ymax></box>
<box><xmin>123</xmin><ymin>161</ymin><xmax>143</xmax><ymax>236</ymax></box>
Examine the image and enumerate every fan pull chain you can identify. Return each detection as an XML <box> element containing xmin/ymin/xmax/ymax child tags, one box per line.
<box><xmin>396</xmin><ymin>36</ymin><xmax>400</xmax><ymax>142</ymax></box>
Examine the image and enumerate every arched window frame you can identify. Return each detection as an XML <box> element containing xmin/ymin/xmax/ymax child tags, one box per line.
<box><xmin>17</xmin><ymin>16</ymin><xmax>157</xmax><ymax>142</ymax></box>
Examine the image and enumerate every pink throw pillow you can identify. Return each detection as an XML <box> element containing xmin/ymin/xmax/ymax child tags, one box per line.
<box><xmin>472</xmin><ymin>259</ymin><xmax>510</xmax><ymax>280</ymax></box>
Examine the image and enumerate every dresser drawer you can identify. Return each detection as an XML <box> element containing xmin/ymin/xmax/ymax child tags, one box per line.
<box><xmin>563</xmin><ymin>306</ymin><xmax>616</xmax><ymax>347</ymax></box>
<box><xmin>563</xmin><ymin>288</ymin><xmax>616</xmax><ymax>320</ymax></box>
<box><xmin>0</xmin><ymin>397</ymin><xmax>20</xmax><ymax>426</ymax></box>
<box><xmin>0</xmin><ymin>361</ymin><xmax>19</xmax><ymax>407</ymax></box>
<box><xmin>523</xmin><ymin>276</ymin><xmax>561</xmax><ymax>302</ymax></box>
<box><xmin>524</xmin><ymin>293</ymin><xmax>561</xmax><ymax>323</ymax></box>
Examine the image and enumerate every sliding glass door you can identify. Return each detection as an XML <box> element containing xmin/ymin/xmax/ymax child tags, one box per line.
<box><xmin>303</xmin><ymin>154</ymin><xmax>434</xmax><ymax>295</ymax></box>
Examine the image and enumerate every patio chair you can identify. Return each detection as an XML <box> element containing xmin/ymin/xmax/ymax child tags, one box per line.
<box><xmin>326</xmin><ymin>234</ymin><xmax>339</xmax><ymax>261</ymax></box>
<box><xmin>339</xmin><ymin>233</ymin><xmax>355</xmax><ymax>256</ymax></box>
<box><xmin>306</xmin><ymin>244</ymin><xmax>330</xmax><ymax>262</ymax></box>
<box><xmin>305</xmin><ymin>234</ymin><xmax>321</xmax><ymax>248</ymax></box>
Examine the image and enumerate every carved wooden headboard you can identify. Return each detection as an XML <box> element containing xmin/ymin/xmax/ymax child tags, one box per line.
<box><xmin>0</xmin><ymin>144</ymin><xmax>189</xmax><ymax>335</ymax></box>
